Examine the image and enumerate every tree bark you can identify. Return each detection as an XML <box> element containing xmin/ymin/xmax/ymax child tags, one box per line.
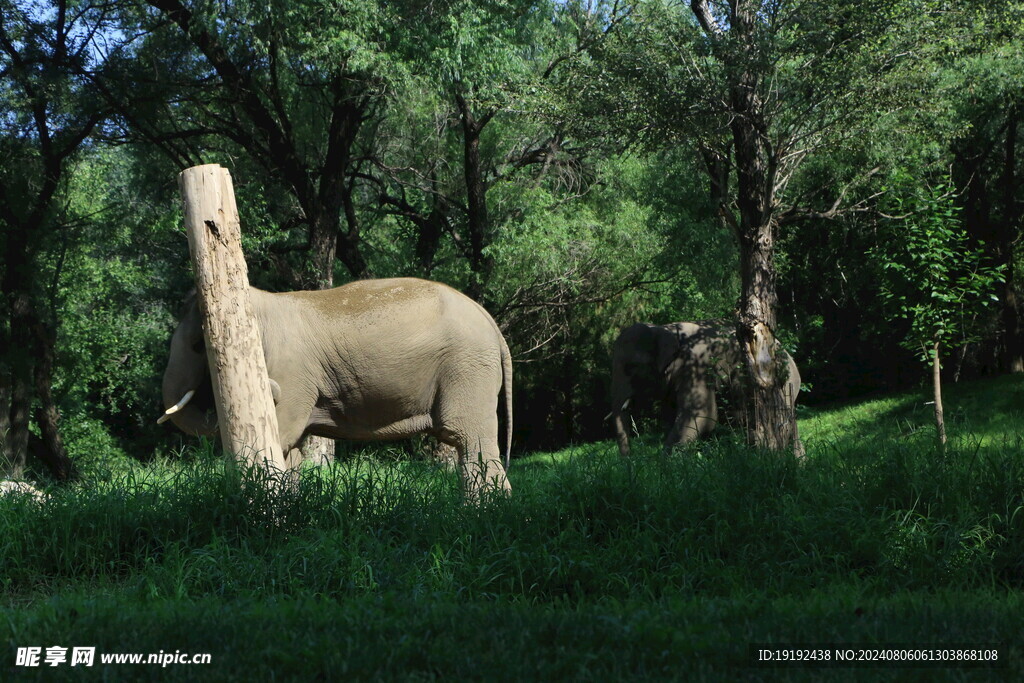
<box><xmin>31</xmin><ymin>320</ymin><xmax>74</xmax><ymax>480</ymax></box>
<box><xmin>456</xmin><ymin>93</ymin><xmax>494</xmax><ymax>300</ymax></box>
<box><xmin>306</xmin><ymin>210</ymin><xmax>339</xmax><ymax>290</ymax></box>
<box><xmin>1001</xmin><ymin>265</ymin><xmax>1023</xmax><ymax>373</ymax></box>
<box><xmin>1</xmin><ymin>284</ymin><xmax>34</xmax><ymax>479</ymax></box>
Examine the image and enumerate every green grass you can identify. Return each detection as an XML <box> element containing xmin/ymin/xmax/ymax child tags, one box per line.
<box><xmin>4</xmin><ymin>376</ymin><xmax>1024</xmax><ymax>679</ymax></box>
<box><xmin>800</xmin><ymin>373</ymin><xmax>1024</xmax><ymax>449</ymax></box>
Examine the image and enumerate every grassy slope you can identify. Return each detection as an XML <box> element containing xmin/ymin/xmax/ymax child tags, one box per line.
<box><xmin>4</xmin><ymin>375</ymin><xmax>1024</xmax><ymax>680</ymax></box>
<box><xmin>799</xmin><ymin>374</ymin><xmax>1024</xmax><ymax>450</ymax></box>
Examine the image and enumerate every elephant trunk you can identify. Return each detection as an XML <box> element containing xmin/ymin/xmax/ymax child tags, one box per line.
<box><xmin>161</xmin><ymin>371</ymin><xmax>218</xmax><ymax>437</ymax></box>
<box><xmin>160</xmin><ymin>304</ymin><xmax>219</xmax><ymax>438</ymax></box>
<box><xmin>611</xmin><ymin>398</ymin><xmax>631</xmax><ymax>457</ymax></box>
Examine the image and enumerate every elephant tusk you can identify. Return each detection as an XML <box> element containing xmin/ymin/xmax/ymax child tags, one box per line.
<box><xmin>157</xmin><ymin>389</ymin><xmax>196</xmax><ymax>424</ymax></box>
<box><xmin>605</xmin><ymin>399</ymin><xmax>631</xmax><ymax>422</ymax></box>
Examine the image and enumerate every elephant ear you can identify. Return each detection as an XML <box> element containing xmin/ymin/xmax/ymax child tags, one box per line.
<box><xmin>268</xmin><ymin>378</ymin><xmax>281</xmax><ymax>404</ymax></box>
<box><xmin>654</xmin><ymin>324</ymin><xmax>683</xmax><ymax>374</ymax></box>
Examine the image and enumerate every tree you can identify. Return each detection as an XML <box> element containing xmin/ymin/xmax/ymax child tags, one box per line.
<box><xmin>574</xmin><ymin>0</ymin><xmax>930</xmax><ymax>451</ymax></box>
<box><xmin>946</xmin><ymin>26</ymin><xmax>1024</xmax><ymax>373</ymax></box>
<box><xmin>0</xmin><ymin>0</ymin><xmax>115</xmax><ymax>479</ymax></box>
<box><xmin>365</xmin><ymin>0</ymin><xmax>606</xmax><ymax>301</ymax></box>
<box><xmin>95</xmin><ymin>0</ymin><xmax>409</xmax><ymax>288</ymax></box>
<box><xmin>870</xmin><ymin>173</ymin><xmax>1005</xmax><ymax>447</ymax></box>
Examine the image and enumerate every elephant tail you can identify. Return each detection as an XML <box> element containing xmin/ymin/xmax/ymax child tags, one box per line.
<box><xmin>500</xmin><ymin>333</ymin><xmax>513</xmax><ymax>469</ymax></box>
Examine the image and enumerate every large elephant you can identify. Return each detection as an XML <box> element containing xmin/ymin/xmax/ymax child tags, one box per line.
<box><xmin>609</xmin><ymin>320</ymin><xmax>801</xmax><ymax>456</ymax></box>
<box><xmin>160</xmin><ymin>278</ymin><xmax>513</xmax><ymax>495</ymax></box>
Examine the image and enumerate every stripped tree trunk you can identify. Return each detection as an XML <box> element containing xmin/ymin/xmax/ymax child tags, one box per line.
<box><xmin>179</xmin><ymin>164</ymin><xmax>287</xmax><ymax>472</ymax></box>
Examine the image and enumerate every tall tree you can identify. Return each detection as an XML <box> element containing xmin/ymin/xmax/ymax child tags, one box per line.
<box><xmin>578</xmin><ymin>0</ymin><xmax>925</xmax><ymax>451</ymax></box>
<box><xmin>98</xmin><ymin>0</ymin><xmax>405</xmax><ymax>287</ymax></box>
<box><xmin>367</xmin><ymin>0</ymin><xmax>624</xmax><ymax>301</ymax></box>
<box><xmin>0</xmin><ymin>0</ymin><xmax>114</xmax><ymax>479</ymax></box>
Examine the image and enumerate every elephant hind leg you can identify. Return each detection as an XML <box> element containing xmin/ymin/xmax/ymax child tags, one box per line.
<box><xmin>434</xmin><ymin>415</ymin><xmax>510</xmax><ymax>500</ymax></box>
<box><xmin>431</xmin><ymin>375</ymin><xmax>510</xmax><ymax>499</ymax></box>
<box><xmin>440</xmin><ymin>433</ymin><xmax>511</xmax><ymax>500</ymax></box>
<box><xmin>665</xmin><ymin>383</ymin><xmax>718</xmax><ymax>451</ymax></box>
<box><xmin>429</xmin><ymin>371</ymin><xmax>511</xmax><ymax>498</ymax></box>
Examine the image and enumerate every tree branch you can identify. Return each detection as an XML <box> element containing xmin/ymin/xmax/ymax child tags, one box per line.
<box><xmin>691</xmin><ymin>0</ymin><xmax>724</xmax><ymax>36</ymax></box>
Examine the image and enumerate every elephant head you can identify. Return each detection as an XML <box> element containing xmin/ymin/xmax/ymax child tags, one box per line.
<box><xmin>158</xmin><ymin>300</ymin><xmax>219</xmax><ymax>436</ymax></box>
<box><xmin>609</xmin><ymin>322</ymin><xmax>684</xmax><ymax>455</ymax></box>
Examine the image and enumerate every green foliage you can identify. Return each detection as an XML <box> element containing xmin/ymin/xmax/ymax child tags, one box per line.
<box><xmin>42</xmin><ymin>148</ymin><xmax>186</xmax><ymax>462</ymax></box>
<box><xmin>869</xmin><ymin>172</ymin><xmax>1005</xmax><ymax>361</ymax></box>
<box><xmin>4</xmin><ymin>0</ymin><xmax>1023</xmax><ymax>470</ymax></box>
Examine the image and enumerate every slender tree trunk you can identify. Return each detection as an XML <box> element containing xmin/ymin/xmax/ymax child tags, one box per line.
<box><xmin>415</xmin><ymin>207</ymin><xmax>447</xmax><ymax>275</ymax></box>
<box><xmin>463</xmin><ymin>126</ymin><xmax>488</xmax><ymax>276</ymax></box>
<box><xmin>0</xmin><ymin>298</ymin><xmax>13</xmax><ymax>474</ymax></box>
<box><xmin>1</xmin><ymin>283</ymin><xmax>34</xmax><ymax>478</ymax></box>
<box><xmin>306</xmin><ymin>211</ymin><xmax>338</xmax><ymax>290</ymax></box>
<box><xmin>338</xmin><ymin>188</ymin><xmax>369</xmax><ymax>281</ymax></box>
<box><xmin>1000</xmin><ymin>274</ymin><xmax>1022</xmax><ymax>373</ymax></box>
<box><xmin>456</xmin><ymin>93</ymin><xmax>494</xmax><ymax>301</ymax></box>
<box><xmin>932</xmin><ymin>340</ymin><xmax>946</xmax><ymax>449</ymax></box>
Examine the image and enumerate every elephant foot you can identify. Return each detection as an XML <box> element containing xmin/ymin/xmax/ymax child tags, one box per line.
<box><xmin>459</xmin><ymin>451</ymin><xmax>511</xmax><ymax>503</ymax></box>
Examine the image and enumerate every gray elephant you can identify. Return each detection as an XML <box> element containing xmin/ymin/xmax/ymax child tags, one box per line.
<box><xmin>159</xmin><ymin>278</ymin><xmax>513</xmax><ymax>495</ymax></box>
<box><xmin>609</xmin><ymin>320</ymin><xmax>801</xmax><ymax>456</ymax></box>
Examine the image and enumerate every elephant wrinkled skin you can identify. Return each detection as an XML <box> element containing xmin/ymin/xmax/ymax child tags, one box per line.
<box><xmin>609</xmin><ymin>320</ymin><xmax>801</xmax><ymax>456</ymax></box>
<box><xmin>160</xmin><ymin>278</ymin><xmax>513</xmax><ymax>495</ymax></box>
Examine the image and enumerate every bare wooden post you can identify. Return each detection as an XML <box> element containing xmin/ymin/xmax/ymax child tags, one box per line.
<box><xmin>178</xmin><ymin>164</ymin><xmax>286</xmax><ymax>472</ymax></box>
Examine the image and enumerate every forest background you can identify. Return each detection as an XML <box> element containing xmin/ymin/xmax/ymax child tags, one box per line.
<box><xmin>2</xmin><ymin>0</ymin><xmax>1022</xmax><ymax>479</ymax></box>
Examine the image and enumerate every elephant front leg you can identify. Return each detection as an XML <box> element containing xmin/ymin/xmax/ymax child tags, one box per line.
<box><xmin>274</xmin><ymin>399</ymin><xmax>316</xmax><ymax>471</ymax></box>
<box><xmin>612</xmin><ymin>408</ymin><xmax>632</xmax><ymax>457</ymax></box>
